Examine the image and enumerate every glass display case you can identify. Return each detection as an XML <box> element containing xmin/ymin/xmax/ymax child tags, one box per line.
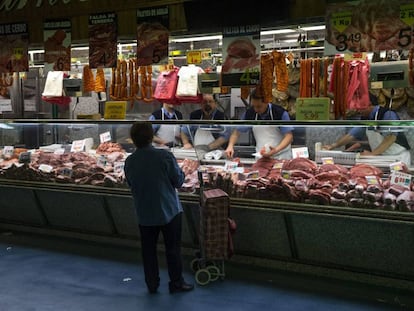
<box><xmin>0</xmin><ymin>118</ymin><xmax>413</xmax><ymax>215</ymax></box>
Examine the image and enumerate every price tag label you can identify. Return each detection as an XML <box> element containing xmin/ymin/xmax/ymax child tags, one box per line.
<box><xmin>186</xmin><ymin>50</ymin><xmax>202</xmax><ymax>65</ymax></box>
<box><xmin>291</xmin><ymin>147</ymin><xmax>309</xmax><ymax>159</ymax></box>
<box><xmin>281</xmin><ymin>170</ymin><xmax>291</xmax><ymax>179</ymax></box>
<box><xmin>97</xmin><ymin>155</ymin><xmax>107</xmax><ymax>167</ymax></box>
<box><xmin>365</xmin><ymin>175</ymin><xmax>379</xmax><ymax>185</ymax></box>
<box><xmin>104</xmin><ymin>101</ymin><xmax>127</xmax><ymax>119</ymax></box>
<box><xmin>331</xmin><ymin>11</ymin><xmax>352</xmax><ymax>33</ymax></box>
<box><xmin>246</xmin><ymin>170</ymin><xmax>259</xmax><ymax>180</ymax></box>
<box><xmin>321</xmin><ymin>157</ymin><xmax>334</xmax><ymax>165</ymax></box>
<box><xmin>390</xmin><ymin>161</ymin><xmax>405</xmax><ymax>172</ymax></box>
<box><xmin>13</xmin><ymin>47</ymin><xmax>24</xmax><ymax>60</ymax></box>
<box><xmin>3</xmin><ymin>146</ymin><xmax>14</xmax><ymax>159</ymax></box>
<box><xmin>273</xmin><ymin>162</ymin><xmax>283</xmax><ymax>169</ymax></box>
<box><xmin>18</xmin><ymin>151</ymin><xmax>31</xmax><ymax>163</ymax></box>
<box><xmin>401</xmin><ymin>3</ymin><xmax>414</xmax><ymax>26</ymax></box>
<box><xmin>39</xmin><ymin>164</ymin><xmax>53</xmax><ymax>173</ymax></box>
<box><xmin>114</xmin><ymin>161</ymin><xmax>125</xmax><ymax>174</ymax></box>
<box><xmin>100</xmin><ymin>131</ymin><xmax>112</xmax><ymax>143</ymax></box>
<box><xmin>60</xmin><ymin>167</ymin><xmax>73</xmax><ymax>178</ymax></box>
<box><xmin>224</xmin><ymin>161</ymin><xmax>239</xmax><ymax>172</ymax></box>
<box><xmin>390</xmin><ymin>171</ymin><xmax>412</xmax><ymax>188</ymax></box>
<box><xmin>295</xmin><ymin>98</ymin><xmax>330</xmax><ymax>121</ymax></box>
<box><xmin>54</xmin><ymin>148</ymin><xmax>65</xmax><ymax>155</ymax></box>
<box><xmin>71</xmin><ymin>139</ymin><xmax>86</xmax><ymax>153</ymax></box>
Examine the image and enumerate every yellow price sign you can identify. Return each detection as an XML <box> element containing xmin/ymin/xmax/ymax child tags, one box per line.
<box><xmin>331</xmin><ymin>11</ymin><xmax>352</xmax><ymax>33</ymax></box>
<box><xmin>186</xmin><ymin>50</ymin><xmax>202</xmax><ymax>65</ymax></box>
<box><xmin>13</xmin><ymin>47</ymin><xmax>24</xmax><ymax>60</ymax></box>
<box><xmin>104</xmin><ymin>101</ymin><xmax>126</xmax><ymax>119</ymax></box>
<box><xmin>401</xmin><ymin>3</ymin><xmax>414</xmax><ymax>26</ymax></box>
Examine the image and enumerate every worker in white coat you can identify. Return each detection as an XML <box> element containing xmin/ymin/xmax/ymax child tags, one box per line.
<box><xmin>180</xmin><ymin>93</ymin><xmax>229</xmax><ymax>152</ymax></box>
<box><xmin>149</xmin><ymin>102</ymin><xmax>183</xmax><ymax>148</ymax></box>
<box><xmin>225</xmin><ymin>87</ymin><xmax>294</xmax><ymax>159</ymax></box>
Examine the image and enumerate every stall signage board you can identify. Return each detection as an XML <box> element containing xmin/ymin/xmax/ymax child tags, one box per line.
<box><xmin>43</xmin><ymin>19</ymin><xmax>71</xmax><ymax>72</ymax></box>
<box><xmin>89</xmin><ymin>12</ymin><xmax>117</xmax><ymax>68</ymax></box>
<box><xmin>325</xmin><ymin>0</ymin><xmax>414</xmax><ymax>55</ymax></box>
<box><xmin>0</xmin><ymin>22</ymin><xmax>29</xmax><ymax>73</ymax></box>
<box><xmin>295</xmin><ymin>97</ymin><xmax>330</xmax><ymax>121</ymax></box>
<box><xmin>104</xmin><ymin>101</ymin><xmax>126</xmax><ymax>119</ymax></box>
<box><xmin>137</xmin><ymin>6</ymin><xmax>169</xmax><ymax>66</ymax></box>
<box><xmin>221</xmin><ymin>24</ymin><xmax>261</xmax><ymax>87</ymax></box>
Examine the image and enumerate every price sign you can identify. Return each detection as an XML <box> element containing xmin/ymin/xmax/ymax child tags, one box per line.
<box><xmin>221</xmin><ymin>24</ymin><xmax>261</xmax><ymax>87</ymax></box>
<box><xmin>60</xmin><ymin>167</ymin><xmax>73</xmax><ymax>178</ymax></box>
<box><xmin>400</xmin><ymin>3</ymin><xmax>414</xmax><ymax>26</ymax></box>
<box><xmin>54</xmin><ymin>148</ymin><xmax>65</xmax><ymax>155</ymax></box>
<box><xmin>104</xmin><ymin>101</ymin><xmax>126</xmax><ymax>119</ymax></box>
<box><xmin>281</xmin><ymin>170</ymin><xmax>291</xmax><ymax>179</ymax></box>
<box><xmin>13</xmin><ymin>47</ymin><xmax>24</xmax><ymax>60</ymax></box>
<box><xmin>390</xmin><ymin>171</ymin><xmax>412</xmax><ymax>188</ymax></box>
<box><xmin>291</xmin><ymin>147</ymin><xmax>309</xmax><ymax>159</ymax></box>
<box><xmin>273</xmin><ymin>162</ymin><xmax>283</xmax><ymax>169</ymax></box>
<box><xmin>325</xmin><ymin>0</ymin><xmax>414</xmax><ymax>54</ymax></box>
<box><xmin>321</xmin><ymin>157</ymin><xmax>334</xmax><ymax>165</ymax></box>
<box><xmin>296</xmin><ymin>98</ymin><xmax>330</xmax><ymax>121</ymax></box>
<box><xmin>100</xmin><ymin>131</ymin><xmax>112</xmax><ymax>143</ymax></box>
<box><xmin>246</xmin><ymin>171</ymin><xmax>259</xmax><ymax>180</ymax></box>
<box><xmin>114</xmin><ymin>161</ymin><xmax>125</xmax><ymax>174</ymax></box>
<box><xmin>331</xmin><ymin>11</ymin><xmax>352</xmax><ymax>33</ymax></box>
<box><xmin>390</xmin><ymin>161</ymin><xmax>405</xmax><ymax>171</ymax></box>
<box><xmin>18</xmin><ymin>151</ymin><xmax>31</xmax><ymax>163</ymax></box>
<box><xmin>3</xmin><ymin>146</ymin><xmax>14</xmax><ymax>159</ymax></box>
<box><xmin>97</xmin><ymin>155</ymin><xmax>107</xmax><ymax>167</ymax></box>
<box><xmin>39</xmin><ymin>164</ymin><xmax>53</xmax><ymax>173</ymax></box>
<box><xmin>186</xmin><ymin>50</ymin><xmax>202</xmax><ymax>65</ymax></box>
<box><xmin>365</xmin><ymin>175</ymin><xmax>379</xmax><ymax>185</ymax></box>
<box><xmin>71</xmin><ymin>139</ymin><xmax>86</xmax><ymax>153</ymax></box>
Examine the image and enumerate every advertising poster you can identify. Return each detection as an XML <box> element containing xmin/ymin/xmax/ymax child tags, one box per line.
<box><xmin>0</xmin><ymin>22</ymin><xmax>29</xmax><ymax>73</ymax></box>
<box><xmin>43</xmin><ymin>19</ymin><xmax>71</xmax><ymax>72</ymax></box>
<box><xmin>88</xmin><ymin>12</ymin><xmax>117</xmax><ymax>68</ymax></box>
<box><xmin>136</xmin><ymin>6</ymin><xmax>169</xmax><ymax>66</ymax></box>
<box><xmin>325</xmin><ymin>0</ymin><xmax>414</xmax><ymax>55</ymax></box>
<box><xmin>221</xmin><ymin>24</ymin><xmax>261</xmax><ymax>87</ymax></box>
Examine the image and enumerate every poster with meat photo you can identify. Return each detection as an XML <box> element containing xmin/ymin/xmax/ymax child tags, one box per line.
<box><xmin>136</xmin><ymin>6</ymin><xmax>169</xmax><ymax>66</ymax></box>
<box><xmin>221</xmin><ymin>24</ymin><xmax>261</xmax><ymax>87</ymax></box>
<box><xmin>325</xmin><ymin>0</ymin><xmax>414</xmax><ymax>55</ymax></box>
<box><xmin>0</xmin><ymin>22</ymin><xmax>29</xmax><ymax>73</ymax></box>
<box><xmin>44</xmin><ymin>20</ymin><xmax>71</xmax><ymax>72</ymax></box>
<box><xmin>88</xmin><ymin>12</ymin><xmax>117</xmax><ymax>68</ymax></box>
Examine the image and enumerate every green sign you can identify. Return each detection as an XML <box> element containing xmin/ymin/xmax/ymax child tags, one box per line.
<box><xmin>295</xmin><ymin>97</ymin><xmax>330</xmax><ymax>121</ymax></box>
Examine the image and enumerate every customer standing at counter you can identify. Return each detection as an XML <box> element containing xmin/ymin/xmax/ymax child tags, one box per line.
<box><xmin>149</xmin><ymin>102</ymin><xmax>183</xmax><ymax>147</ymax></box>
<box><xmin>180</xmin><ymin>93</ymin><xmax>229</xmax><ymax>151</ymax></box>
<box><xmin>225</xmin><ymin>87</ymin><xmax>294</xmax><ymax>159</ymax></box>
<box><xmin>124</xmin><ymin>122</ymin><xmax>194</xmax><ymax>294</ymax></box>
<box><xmin>322</xmin><ymin>94</ymin><xmax>411</xmax><ymax>165</ymax></box>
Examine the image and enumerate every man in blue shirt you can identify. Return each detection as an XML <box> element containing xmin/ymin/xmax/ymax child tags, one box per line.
<box><xmin>225</xmin><ymin>87</ymin><xmax>294</xmax><ymax>159</ymax></box>
<box><xmin>124</xmin><ymin>121</ymin><xmax>194</xmax><ymax>294</ymax></box>
<box><xmin>323</xmin><ymin>95</ymin><xmax>411</xmax><ymax>165</ymax></box>
<box><xmin>180</xmin><ymin>93</ymin><xmax>230</xmax><ymax>151</ymax></box>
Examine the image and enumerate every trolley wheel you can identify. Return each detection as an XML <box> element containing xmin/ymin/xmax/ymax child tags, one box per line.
<box><xmin>195</xmin><ymin>268</ymin><xmax>211</xmax><ymax>286</ymax></box>
<box><xmin>190</xmin><ymin>258</ymin><xmax>200</xmax><ymax>273</ymax></box>
<box><xmin>207</xmin><ymin>265</ymin><xmax>221</xmax><ymax>282</ymax></box>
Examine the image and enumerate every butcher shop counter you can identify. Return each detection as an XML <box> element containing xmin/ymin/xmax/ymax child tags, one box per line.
<box><xmin>0</xmin><ymin>119</ymin><xmax>413</xmax><ymax>291</ymax></box>
<box><xmin>1</xmin><ymin>177</ymin><xmax>414</xmax><ymax>291</ymax></box>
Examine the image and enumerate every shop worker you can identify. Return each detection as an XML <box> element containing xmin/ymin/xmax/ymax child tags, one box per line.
<box><xmin>181</xmin><ymin>93</ymin><xmax>229</xmax><ymax>151</ymax></box>
<box><xmin>225</xmin><ymin>86</ymin><xmax>294</xmax><ymax>159</ymax></box>
<box><xmin>124</xmin><ymin>121</ymin><xmax>194</xmax><ymax>294</ymax></box>
<box><xmin>149</xmin><ymin>102</ymin><xmax>183</xmax><ymax>147</ymax></box>
<box><xmin>323</xmin><ymin>93</ymin><xmax>411</xmax><ymax>165</ymax></box>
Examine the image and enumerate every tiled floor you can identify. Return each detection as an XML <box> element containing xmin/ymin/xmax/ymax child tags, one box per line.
<box><xmin>0</xmin><ymin>232</ymin><xmax>412</xmax><ymax>311</ymax></box>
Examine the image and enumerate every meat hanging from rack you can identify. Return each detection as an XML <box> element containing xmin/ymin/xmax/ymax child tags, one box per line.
<box><xmin>313</xmin><ymin>58</ymin><xmax>320</xmax><ymax>98</ymax></box>
<box><xmin>272</xmin><ymin>51</ymin><xmax>289</xmax><ymax>93</ymax></box>
<box><xmin>240</xmin><ymin>86</ymin><xmax>251</xmax><ymax>100</ymax></box>
<box><xmin>82</xmin><ymin>65</ymin><xmax>95</xmax><ymax>93</ymax></box>
<box><xmin>95</xmin><ymin>68</ymin><xmax>106</xmax><ymax>93</ymax></box>
<box><xmin>409</xmin><ymin>48</ymin><xmax>414</xmax><ymax>86</ymax></box>
<box><xmin>260</xmin><ymin>53</ymin><xmax>274</xmax><ymax>103</ymax></box>
<box><xmin>323</xmin><ymin>57</ymin><xmax>329</xmax><ymax>97</ymax></box>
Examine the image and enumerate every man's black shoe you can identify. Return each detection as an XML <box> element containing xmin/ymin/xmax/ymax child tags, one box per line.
<box><xmin>169</xmin><ymin>281</ymin><xmax>194</xmax><ymax>294</ymax></box>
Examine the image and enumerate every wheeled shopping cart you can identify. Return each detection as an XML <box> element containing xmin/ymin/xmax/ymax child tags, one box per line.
<box><xmin>190</xmin><ymin>186</ymin><xmax>232</xmax><ymax>286</ymax></box>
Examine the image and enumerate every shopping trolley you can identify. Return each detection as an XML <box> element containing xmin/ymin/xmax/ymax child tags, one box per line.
<box><xmin>190</xmin><ymin>170</ymin><xmax>235</xmax><ymax>286</ymax></box>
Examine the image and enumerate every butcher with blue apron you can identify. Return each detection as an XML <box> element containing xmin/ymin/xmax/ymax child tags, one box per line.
<box><xmin>149</xmin><ymin>103</ymin><xmax>183</xmax><ymax>147</ymax></box>
<box><xmin>181</xmin><ymin>93</ymin><xmax>229</xmax><ymax>155</ymax></box>
<box><xmin>225</xmin><ymin>87</ymin><xmax>294</xmax><ymax>160</ymax></box>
